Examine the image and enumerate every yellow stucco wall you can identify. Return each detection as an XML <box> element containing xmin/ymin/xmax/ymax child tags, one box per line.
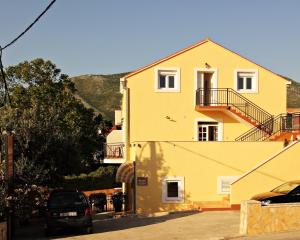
<box><xmin>231</xmin><ymin>141</ymin><xmax>300</xmax><ymax>204</ymax></box>
<box><xmin>124</xmin><ymin>40</ymin><xmax>287</xmax><ymax>143</ymax></box>
<box><xmin>134</xmin><ymin>141</ymin><xmax>282</xmax><ymax>213</ymax></box>
<box><xmin>107</xmin><ymin>130</ymin><xmax>123</xmax><ymax>144</ymax></box>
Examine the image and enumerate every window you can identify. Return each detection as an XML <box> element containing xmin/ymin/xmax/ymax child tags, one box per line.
<box><xmin>167</xmin><ymin>182</ymin><xmax>179</xmax><ymax>197</ymax></box>
<box><xmin>234</xmin><ymin>69</ymin><xmax>258</xmax><ymax>93</ymax></box>
<box><xmin>217</xmin><ymin>176</ymin><xmax>240</xmax><ymax>194</ymax></box>
<box><xmin>155</xmin><ymin>68</ymin><xmax>180</xmax><ymax>92</ymax></box>
<box><xmin>162</xmin><ymin>177</ymin><xmax>184</xmax><ymax>203</ymax></box>
<box><xmin>197</xmin><ymin>121</ymin><xmax>219</xmax><ymax>141</ymax></box>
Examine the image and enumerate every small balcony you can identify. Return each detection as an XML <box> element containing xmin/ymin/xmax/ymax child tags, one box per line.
<box><xmin>195</xmin><ymin>88</ymin><xmax>272</xmax><ymax>127</ymax></box>
<box><xmin>105</xmin><ymin>143</ymin><xmax>124</xmax><ymax>159</ymax></box>
<box><xmin>101</xmin><ymin>143</ymin><xmax>125</xmax><ymax>164</ymax></box>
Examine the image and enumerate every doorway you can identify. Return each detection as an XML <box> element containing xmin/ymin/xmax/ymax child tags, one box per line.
<box><xmin>196</xmin><ymin>69</ymin><xmax>217</xmax><ymax>106</ymax></box>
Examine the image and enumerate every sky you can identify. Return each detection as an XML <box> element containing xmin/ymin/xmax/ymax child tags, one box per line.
<box><xmin>1</xmin><ymin>0</ymin><xmax>300</xmax><ymax>80</ymax></box>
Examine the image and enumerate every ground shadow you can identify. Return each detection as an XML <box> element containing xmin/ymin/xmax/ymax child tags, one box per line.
<box><xmin>91</xmin><ymin>210</ymin><xmax>200</xmax><ymax>234</ymax></box>
<box><xmin>14</xmin><ymin>211</ymin><xmax>200</xmax><ymax>239</ymax></box>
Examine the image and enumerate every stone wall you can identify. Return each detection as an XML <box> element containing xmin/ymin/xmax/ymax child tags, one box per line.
<box><xmin>240</xmin><ymin>200</ymin><xmax>300</xmax><ymax>235</ymax></box>
<box><xmin>0</xmin><ymin>222</ymin><xmax>6</xmax><ymax>240</ymax></box>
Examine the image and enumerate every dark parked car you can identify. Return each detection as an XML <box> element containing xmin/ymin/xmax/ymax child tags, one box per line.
<box><xmin>251</xmin><ymin>180</ymin><xmax>300</xmax><ymax>205</ymax></box>
<box><xmin>45</xmin><ymin>190</ymin><xmax>93</xmax><ymax>235</ymax></box>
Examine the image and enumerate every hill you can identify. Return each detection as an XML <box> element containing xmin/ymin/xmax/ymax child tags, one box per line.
<box><xmin>71</xmin><ymin>73</ymin><xmax>128</xmax><ymax>121</ymax></box>
<box><xmin>284</xmin><ymin>77</ymin><xmax>300</xmax><ymax>109</ymax></box>
<box><xmin>72</xmin><ymin>73</ymin><xmax>300</xmax><ymax>121</ymax></box>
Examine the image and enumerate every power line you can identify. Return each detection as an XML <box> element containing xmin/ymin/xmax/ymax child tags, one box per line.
<box><xmin>0</xmin><ymin>0</ymin><xmax>57</xmax><ymax>106</ymax></box>
<box><xmin>1</xmin><ymin>0</ymin><xmax>57</xmax><ymax>51</ymax></box>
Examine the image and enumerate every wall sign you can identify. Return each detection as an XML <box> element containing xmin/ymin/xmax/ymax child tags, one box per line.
<box><xmin>137</xmin><ymin>177</ymin><xmax>148</xmax><ymax>186</ymax></box>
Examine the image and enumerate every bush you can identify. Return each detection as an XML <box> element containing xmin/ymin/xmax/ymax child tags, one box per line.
<box><xmin>63</xmin><ymin>166</ymin><xmax>121</xmax><ymax>191</ymax></box>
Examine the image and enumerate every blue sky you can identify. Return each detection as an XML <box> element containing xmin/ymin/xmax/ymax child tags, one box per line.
<box><xmin>1</xmin><ymin>0</ymin><xmax>300</xmax><ymax>80</ymax></box>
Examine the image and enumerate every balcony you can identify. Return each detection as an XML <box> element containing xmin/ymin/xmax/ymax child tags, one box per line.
<box><xmin>101</xmin><ymin>143</ymin><xmax>125</xmax><ymax>164</ymax></box>
<box><xmin>105</xmin><ymin>143</ymin><xmax>124</xmax><ymax>158</ymax></box>
<box><xmin>195</xmin><ymin>88</ymin><xmax>272</xmax><ymax>129</ymax></box>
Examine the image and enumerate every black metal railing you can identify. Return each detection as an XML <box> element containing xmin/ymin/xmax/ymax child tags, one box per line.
<box><xmin>195</xmin><ymin>88</ymin><xmax>272</xmax><ymax>127</ymax></box>
<box><xmin>103</xmin><ymin>143</ymin><xmax>124</xmax><ymax>159</ymax></box>
<box><xmin>236</xmin><ymin>112</ymin><xmax>300</xmax><ymax>141</ymax></box>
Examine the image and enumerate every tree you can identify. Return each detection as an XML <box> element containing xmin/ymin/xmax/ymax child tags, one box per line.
<box><xmin>0</xmin><ymin>59</ymin><xmax>103</xmax><ymax>184</ymax></box>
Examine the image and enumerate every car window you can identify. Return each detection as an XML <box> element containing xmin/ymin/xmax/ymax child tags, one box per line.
<box><xmin>271</xmin><ymin>183</ymin><xmax>300</xmax><ymax>194</ymax></box>
<box><xmin>289</xmin><ymin>186</ymin><xmax>300</xmax><ymax>195</ymax></box>
<box><xmin>48</xmin><ymin>192</ymin><xmax>88</xmax><ymax>208</ymax></box>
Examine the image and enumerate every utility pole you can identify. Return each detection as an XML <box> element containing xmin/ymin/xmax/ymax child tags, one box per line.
<box><xmin>3</xmin><ymin>131</ymin><xmax>14</xmax><ymax>240</ymax></box>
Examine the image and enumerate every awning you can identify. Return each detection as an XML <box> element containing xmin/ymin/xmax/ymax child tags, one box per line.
<box><xmin>116</xmin><ymin>162</ymin><xmax>134</xmax><ymax>183</ymax></box>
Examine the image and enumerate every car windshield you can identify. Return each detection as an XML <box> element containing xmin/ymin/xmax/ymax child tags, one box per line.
<box><xmin>271</xmin><ymin>182</ymin><xmax>300</xmax><ymax>194</ymax></box>
<box><xmin>48</xmin><ymin>192</ymin><xmax>88</xmax><ymax>208</ymax></box>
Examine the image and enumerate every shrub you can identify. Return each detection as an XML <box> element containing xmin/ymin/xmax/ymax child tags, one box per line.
<box><xmin>63</xmin><ymin>166</ymin><xmax>121</xmax><ymax>191</ymax></box>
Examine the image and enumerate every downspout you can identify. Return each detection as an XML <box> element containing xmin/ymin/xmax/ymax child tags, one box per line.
<box><xmin>120</xmin><ymin>77</ymin><xmax>135</xmax><ymax>212</ymax></box>
<box><xmin>120</xmin><ymin>77</ymin><xmax>127</xmax><ymax>205</ymax></box>
<box><xmin>133</xmin><ymin>160</ymin><xmax>136</xmax><ymax>214</ymax></box>
<box><xmin>120</xmin><ymin>77</ymin><xmax>129</xmax><ymax>162</ymax></box>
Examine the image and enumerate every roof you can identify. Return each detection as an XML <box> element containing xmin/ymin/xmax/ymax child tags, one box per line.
<box><xmin>124</xmin><ymin>38</ymin><xmax>288</xmax><ymax>83</ymax></box>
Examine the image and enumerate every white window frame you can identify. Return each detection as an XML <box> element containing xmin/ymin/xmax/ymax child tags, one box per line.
<box><xmin>234</xmin><ymin>69</ymin><xmax>258</xmax><ymax>93</ymax></box>
<box><xmin>217</xmin><ymin>176</ymin><xmax>240</xmax><ymax>194</ymax></box>
<box><xmin>194</xmin><ymin>118</ymin><xmax>223</xmax><ymax>141</ymax></box>
<box><xmin>155</xmin><ymin>67</ymin><xmax>180</xmax><ymax>92</ymax></box>
<box><xmin>162</xmin><ymin>176</ymin><xmax>184</xmax><ymax>203</ymax></box>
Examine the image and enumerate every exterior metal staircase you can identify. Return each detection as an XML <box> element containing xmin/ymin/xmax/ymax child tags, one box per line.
<box><xmin>195</xmin><ymin>88</ymin><xmax>272</xmax><ymax>130</ymax></box>
<box><xmin>195</xmin><ymin>88</ymin><xmax>300</xmax><ymax>141</ymax></box>
<box><xmin>236</xmin><ymin>112</ymin><xmax>300</xmax><ymax>141</ymax></box>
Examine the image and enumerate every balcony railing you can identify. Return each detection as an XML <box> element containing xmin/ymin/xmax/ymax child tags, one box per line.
<box><xmin>103</xmin><ymin>143</ymin><xmax>124</xmax><ymax>159</ymax></box>
<box><xmin>195</xmin><ymin>88</ymin><xmax>273</xmax><ymax>128</ymax></box>
<box><xmin>236</xmin><ymin>112</ymin><xmax>300</xmax><ymax>141</ymax></box>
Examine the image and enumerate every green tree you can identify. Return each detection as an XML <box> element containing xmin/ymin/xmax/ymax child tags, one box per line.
<box><xmin>0</xmin><ymin>59</ymin><xmax>103</xmax><ymax>184</ymax></box>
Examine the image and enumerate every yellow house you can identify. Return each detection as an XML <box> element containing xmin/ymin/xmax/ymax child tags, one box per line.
<box><xmin>115</xmin><ymin>38</ymin><xmax>300</xmax><ymax>214</ymax></box>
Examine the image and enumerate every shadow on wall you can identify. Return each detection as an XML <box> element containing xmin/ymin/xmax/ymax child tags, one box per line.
<box><xmin>135</xmin><ymin>141</ymin><xmax>191</xmax><ymax>214</ymax></box>
<box><xmin>165</xmin><ymin>141</ymin><xmax>285</xmax><ymax>183</ymax></box>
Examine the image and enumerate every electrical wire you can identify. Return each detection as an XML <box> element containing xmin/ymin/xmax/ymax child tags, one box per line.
<box><xmin>0</xmin><ymin>0</ymin><xmax>57</xmax><ymax>105</ymax></box>
<box><xmin>0</xmin><ymin>0</ymin><xmax>57</xmax><ymax>51</ymax></box>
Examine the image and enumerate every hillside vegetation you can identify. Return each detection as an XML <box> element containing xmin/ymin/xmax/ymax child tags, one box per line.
<box><xmin>71</xmin><ymin>73</ymin><xmax>128</xmax><ymax>121</ymax></box>
<box><xmin>286</xmin><ymin>78</ymin><xmax>300</xmax><ymax>109</ymax></box>
<box><xmin>72</xmin><ymin>73</ymin><xmax>300</xmax><ymax>121</ymax></box>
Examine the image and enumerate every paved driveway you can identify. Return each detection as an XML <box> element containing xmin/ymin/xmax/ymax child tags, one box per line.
<box><xmin>61</xmin><ymin>211</ymin><xmax>240</xmax><ymax>240</ymax></box>
<box><xmin>15</xmin><ymin>210</ymin><xmax>300</xmax><ymax>240</ymax></box>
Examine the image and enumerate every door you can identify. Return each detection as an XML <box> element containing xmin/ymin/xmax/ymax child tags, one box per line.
<box><xmin>203</xmin><ymin>73</ymin><xmax>212</xmax><ymax>106</ymax></box>
<box><xmin>198</xmin><ymin>122</ymin><xmax>219</xmax><ymax>141</ymax></box>
<box><xmin>196</xmin><ymin>70</ymin><xmax>215</xmax><ymax>106</ymax></box>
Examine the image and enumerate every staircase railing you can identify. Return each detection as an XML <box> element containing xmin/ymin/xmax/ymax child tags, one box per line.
<box><xmin>236</xmin><ymin>112</ymin><xmax>300</xmax><ymax>141</ymax></box>
<box><xmin>195</xmin><ymin>88</ymin><xmax>272</xmax><ymax>127</ymax></box>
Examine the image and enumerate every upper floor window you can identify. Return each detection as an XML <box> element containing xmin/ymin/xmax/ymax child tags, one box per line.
<box><xmin>155</xmin><ymin>68</ymin><xmax>180</xmax><ymax>92</ymax></box>
<box><xmin>234</xmin><ymin>69</ymin><xmax>258</xmax><ymax>93</ymax></box>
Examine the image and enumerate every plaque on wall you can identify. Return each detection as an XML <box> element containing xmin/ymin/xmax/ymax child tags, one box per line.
<box><xmin>137</xmin><ymin>177</ymin><xmax>148</xmax><ymax>186</ymax></box>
